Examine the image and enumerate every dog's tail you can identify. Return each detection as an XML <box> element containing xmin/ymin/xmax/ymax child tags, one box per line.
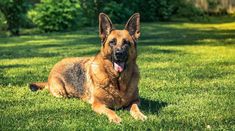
<box><xmin>29</xmin><ymin>82</ymin><xmax>48</xmax><ymax>92</ymax></box>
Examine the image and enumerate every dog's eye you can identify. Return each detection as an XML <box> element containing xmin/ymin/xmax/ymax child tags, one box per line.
<box><xmin>109</xmin><ymin>39</ymin><xmax>116</xmax><ymax>46</ymax></box>
<box><xmin>123</xmin><ymin>40</ymin><xmax>131</xmax><ymax>47</ymax></box>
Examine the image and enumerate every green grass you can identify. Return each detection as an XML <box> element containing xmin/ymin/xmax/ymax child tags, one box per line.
<box><xmin>1</xmin><ymin>19</ymin><xmax>235</xmax><ymax>130</ymax></box>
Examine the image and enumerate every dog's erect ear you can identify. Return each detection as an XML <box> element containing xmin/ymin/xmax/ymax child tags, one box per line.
<box><xmin>125</xmin><ymin>13</ymin><xmax>140</xmax><ymax>40</ymax></box>
<box><xmin>99</xmin><ymin>13</ymin><xmax>113</xmax><ymax>43</ymax></box>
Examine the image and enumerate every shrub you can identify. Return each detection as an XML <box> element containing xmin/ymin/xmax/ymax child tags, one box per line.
<box><xmin>155</xmin><ymin>0</ymin><xmax>175</xmax><ymax>21</ymax></box>
<box><xmin>30</xmin><ymin>0</ymin><xmax>80</xmax><ymax>32</ymax></box>
<box><xmin>130</xmin><ymin>0</ymin><xmax>157</xmax><ymax>22</ymax></box>
<box><xmin>173</xmin><ymin>0</ymin><xmax>205</xmax><ymax>20</ymax></box>
<box><xmin>0</xmin><ymin>11</ymin><xmax>7</xmax><ymax>31</ymax></box>
<box><xmin>79</xmin><ymin>0</ymin><xmax>104</xmax><ymax>26</ymax></box>
<box><xmin>135</xmin><ymin>0</ymin><xmax>175</xmax><ymax>21</ymax></box>
<box><xmin>0</xmin><ymin>0</ymin><xmax>30</xmax><ymax>36</ymax></box>
<box><xmin>79</xmin><ymin>0</ymin><xmax>176</xmax><ymax>25</ymax></box>
<box><xmin>103</xmin><ymin>1</ymin><xmax>133</xmax><ymax>23</ymax></box>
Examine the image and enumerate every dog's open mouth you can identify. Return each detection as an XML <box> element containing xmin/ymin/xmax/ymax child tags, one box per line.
<box><xmin>114</xmin><ymin>62</ymin><xmax>125</xmax><ymax>72</ymax></box>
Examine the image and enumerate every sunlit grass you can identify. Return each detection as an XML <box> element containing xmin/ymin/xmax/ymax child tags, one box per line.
<box><xmin>0</xmin><ymin>18</ymin><xmax>235</xmax><ymax>130</ymax></box>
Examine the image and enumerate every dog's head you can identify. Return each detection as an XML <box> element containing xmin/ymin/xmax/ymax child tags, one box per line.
<box><xmin>99</xmin><ymin>13</ymin><xmax>140</xmax><ymax>73</ymax></box>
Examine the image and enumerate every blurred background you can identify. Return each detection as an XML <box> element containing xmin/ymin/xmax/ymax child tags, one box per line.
<box><xmin>0</xmin><ymin>0</ymin><xmax>235</xmax><ymax>36</ymax></box>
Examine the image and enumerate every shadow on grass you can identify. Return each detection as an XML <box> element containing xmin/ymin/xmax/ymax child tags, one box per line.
<box><xmin>170</xmin><ymin>16</ymin><xmax>235</xmax><ymax>24</ymax></box>
<box><xmin>0</xmin><ymin>64</ymin><xmax>27</xmax><ymax>69</ymax></box>
<box><xmin>140</xmin><ymin>97</ymin><xmax>168</xmax><ymax>114</ymax></box>
<box><xmin>0</xmin><ymin>34</ymin><xmax>99</xmax><ymax>59</ymax></box>
<box><xmin>1</xmin><ymin>20</ymin><xmax>235</xmax><ymax>60</ymax></box>
<box><xmin>140</xmin><ymin>24</ymin><xmax>235</xmax><ymax>46</ymax></box>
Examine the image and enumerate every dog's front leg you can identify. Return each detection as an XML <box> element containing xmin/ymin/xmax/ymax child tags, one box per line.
<box><xmin>129</xmin><ymin>100</ymin><xmax>147</xmax><ymax>121</ymax></box>
<box><xmin>92</xmin><ymin>100</ymin><xmax>122</xmax><ymax>124</ymax></box>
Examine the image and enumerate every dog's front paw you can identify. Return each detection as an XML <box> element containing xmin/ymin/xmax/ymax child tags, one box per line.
<box><xmin>131</xmin><ymin>111</ymin><xmax>147</xmax><ymax>121</ymax></box>
<box><xmin>109</xmin><ymin>115</ymin><xmax>122</xmax><ymax>124</ymax></box>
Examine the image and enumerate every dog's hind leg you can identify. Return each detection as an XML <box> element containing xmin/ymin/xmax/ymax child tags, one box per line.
<box><xmin>48</xmin><ymin>77</ymin><xmax>68</xmax><ymax>98</ymax></box>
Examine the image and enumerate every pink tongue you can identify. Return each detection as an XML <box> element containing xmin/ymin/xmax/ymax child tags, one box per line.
<box><xmin>114</xmin><ymin>62</ymin><xmax>125</xmax><ymax>72</ymax></box>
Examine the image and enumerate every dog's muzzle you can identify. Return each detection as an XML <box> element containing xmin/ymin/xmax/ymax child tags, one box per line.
<box><xmin>113</xmin><ymin>48</ymin><xmax>128</xmax><ymax>73</ymax></box>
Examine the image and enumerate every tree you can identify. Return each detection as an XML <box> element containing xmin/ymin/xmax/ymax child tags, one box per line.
<box><xmin>0</xmin><ymin>0</ymin><xmax>29</xmax><ymax>36</ymax></box>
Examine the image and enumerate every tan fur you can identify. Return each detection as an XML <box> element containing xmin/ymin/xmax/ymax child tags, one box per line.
<box><xmin>30</xmin><ymin>13</ymin><xmax>146</xmax><ymax>124</ymax></box>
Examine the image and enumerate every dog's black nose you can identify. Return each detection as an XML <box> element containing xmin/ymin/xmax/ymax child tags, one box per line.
<box><xmin>114</xmin><ymin>48</ymin><xmax>127</xmax><ymax>61</ymax></box>
<box><xmin>115</xmin><ymin>49</ymin><xmax>124</xmax><ymax>57</ymax></box>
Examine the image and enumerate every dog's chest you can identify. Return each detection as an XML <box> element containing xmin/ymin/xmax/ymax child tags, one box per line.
<box><xmin>102</xmin><ymin>81</ymin><xmax>135</xmax><ymax>109</ymax></box>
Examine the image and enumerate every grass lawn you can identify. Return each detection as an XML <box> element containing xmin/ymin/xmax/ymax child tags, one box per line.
<box><xmin>0</xmin><ymin>18</ymin><xmax>235</xmax><ymax>130</ymax></box>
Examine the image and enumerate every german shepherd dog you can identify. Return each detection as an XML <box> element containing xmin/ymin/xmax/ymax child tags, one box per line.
<box><xmin>29</xmin><ymin>13</ymin><xmax>147</xmax><ymax>124</ymax></box>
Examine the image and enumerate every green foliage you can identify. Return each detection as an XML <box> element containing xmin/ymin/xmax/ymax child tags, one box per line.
<box><xmin>155</xmin><ymin>0</ymin><xmax>175</xmax><ymax>20</ymax></box>
<box><xmin>1</xmin><ymin>0</ymin><xmax>233</xmax><ymax>33</ymax></box>
<box><xmin>0</xmin><ymin>0</ymin><xmax>30</xmax><ymax>36</ymax></box>
<box><xmin>174</xmin><ymin>0</ymin><xmax>205</xmax><ymax>20</ymax></box>
<box><xmin>79</xmin><ymin>0</ymin><xmax>183</xmax><ymax>25</ymax></box>
<box><xmin>103</xmin><ymin>1</ymin><xmax>133</xmax><ymax>23</ymax></box>
<box><xmin>0</xmin><ymin>11</ymin><xmax>7</xmax><ymax>31</ymax></box>
<box><xmin>30</xmin><ymin>0</ymin><xmax>81</xmax><ymax>32</ymax></box>
<box><xmin>79</xmin><ymin>0</ymin><xmax>104</xmax><ymax>26</ymax></box>
<box><xmin>132</xmin><ymin>0</ymin><xmax>156</xmax><ymax>22</ymax></box>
